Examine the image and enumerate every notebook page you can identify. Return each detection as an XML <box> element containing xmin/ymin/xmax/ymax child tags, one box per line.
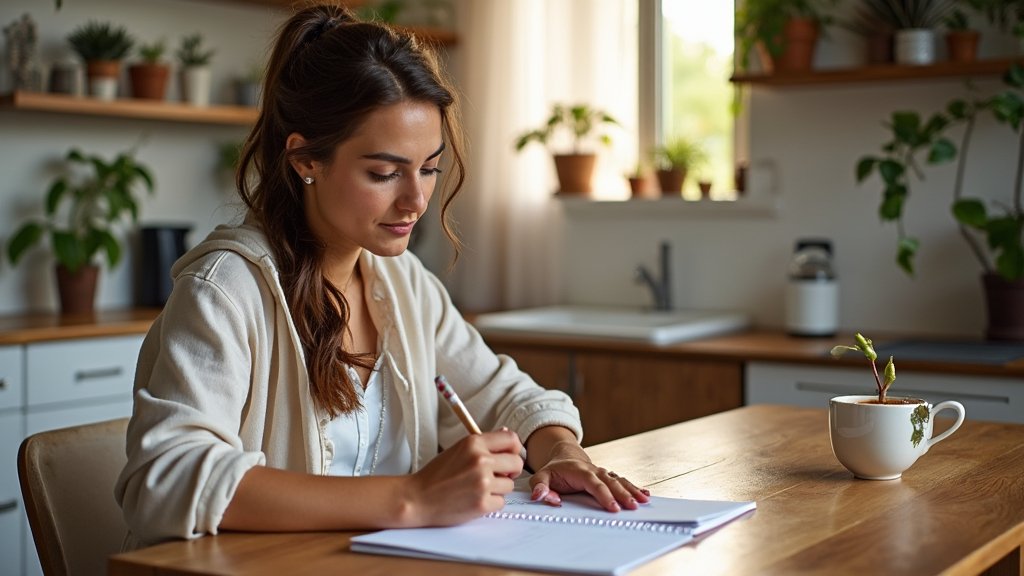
<box><xmin>350</xmin><ymin>514</ymin><xmax>693</xmax><ymax>576</ymax></box>
<box><xmin>501</xmin><ymin>489</ymin><xmax>756</xmax><ymax>526</ymax></box>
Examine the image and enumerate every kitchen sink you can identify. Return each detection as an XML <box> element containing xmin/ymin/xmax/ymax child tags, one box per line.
<box><xmin>473</xmin><ymin>305</ymin><xmax>750</xmax><ymax>345</ymax></box>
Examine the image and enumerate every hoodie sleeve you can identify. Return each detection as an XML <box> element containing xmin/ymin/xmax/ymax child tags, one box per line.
<box><xmin>420</xmin><ymin>269</ymin><xmax>583</xmax><ymax>450</ymax></box>
<box><xmin>115</xmin><ymin>258</ymin><xmax>267</xmax><ymax>545</ymax></box>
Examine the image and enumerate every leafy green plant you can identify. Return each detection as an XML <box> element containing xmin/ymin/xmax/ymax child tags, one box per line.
<box><xmin>831</xmin><ymin>333</ymin><xmax>896</xmax><ymax>404</ymax></box>
<box><xmin>7</xmin><ymin>148</ymin><xmax>155</xmax><ymax>273</ymax></box>
<box><xmin>137</xmin><ymin>39</ymin><xmax>166</xmax><ymax>64</ymax></box>
<box><xmin>514</xmin><ymin>103</ymin><xmax>619</xmax><ymax>155</ymax></box>
<box><xmin>67</xmin><ymin>20</ymin><xmax>134</xmax><ymax>61</ymax></box>
<box><xmin>944</xmin><ymin>8</ymin><xmax>971</xmax><ymax>30</ymax></box>
<box><xmin>855</xmin><ymin>64</ymin><xmax>1024</xmax><ymax>281</ymax></box>
<box><xmin>176</xmin><ymin>33</ymin><xmax>214</xmax><ymax>67</ymax></box>
<box><xmin>652</xmin><ymin>137</ymin><xmax>708</xmax><ymax>171</ymax></box>
<box><xmin>862</xmin><ymin>0</ymin><xmax>956</xmax><ymax>29</ymax></box>
<box><xmin>734</xmin><ymin>0</ymin><xmax>837</xmax><ymax>71</ymax></box>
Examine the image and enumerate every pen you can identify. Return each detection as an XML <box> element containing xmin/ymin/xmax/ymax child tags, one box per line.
<box><xmin>435</xmin><ymin>374</ymin><xmax>483</xmax><ymax>435</ymax></box>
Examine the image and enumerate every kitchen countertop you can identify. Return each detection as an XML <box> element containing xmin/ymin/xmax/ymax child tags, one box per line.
<box><xmin>1</xmin><ymin>309</ymin><xmax>1022</xmax><ymax>378</ymax></box>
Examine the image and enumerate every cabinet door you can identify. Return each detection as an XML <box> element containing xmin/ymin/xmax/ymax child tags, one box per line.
<box><xmin>0</xmin><ymin>412</ymin><xmax>24</xmax><ymax>576</ymax></box>
<box><xmin>574</xmin><ymin>353</ymin><xmax>743</xmax><ymax>446</ymax></box>
<box><xmin>489</xmin><ymin>344</ymin><xmax>574</xmax><ymax>396</ymax></box>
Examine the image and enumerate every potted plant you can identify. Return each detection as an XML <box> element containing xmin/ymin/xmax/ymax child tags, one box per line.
<box><xmin>625</xmin><ymin>162</ymin><xmax>648</xmax><ymax>199</ymax></box>
<box><xmin>855</xmin><ymin>64</ymin><xmax>1024</xmax><ymax>340</ymax></box>
<box><xmin>176</xmin><ymin>33</ymin><xmax>215</xmax><ymax>107</ymax></box>
<box><xmin>67</xmin><ymin>20</ymin><xmax>134</xmax><ymax>101</ymax></box>
<box><xmin>6</xmin><ymin>147</ymin><xmax>155</xmax><ymax>315</ymax></box>
<box><xmin>129</xmin><ymin>39</ymin><xmax>170</xmax><ymax>100</ymax></box>
<box><xmin>943</xmin><ymin>8</ymin><xmax>980</xmax><ymax>62</ymax></box>
<box><xmin>234</xmin><ymin>63</ymin><xmax>263</xmax><ymax>107</ymax></box>
<box><xmin>651</xmin><ymin>137</ymin><xmax>707</xmax><ymax>197</ymax></box>
<box><xmin>828</xmin><ymin>333</ymin><xmax>965</xmax><ymax>480</ymax></box>
<box><xmin>837</xmin><ymin>4</ymin><xmax>895</xmax><ymax>64</ymax></box>
<box><xmin>859</xmin><ymin>0</ymin><xmax>955</xmax><ymax>65</ymax></box>
<box><xmin>514</xmin><ymin>103</ymin><xmax>619</xmax><ymax>196</ymax></box>
<box><xmin>735</xmin><ymin>0</ymin><xmax>837</xmax><ymax>74</ymax></box>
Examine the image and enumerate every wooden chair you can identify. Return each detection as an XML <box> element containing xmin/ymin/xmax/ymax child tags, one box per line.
<box><xmin>18</xmin><ymin>418</ymin><xmax>130</xmax><ymax>576</ymax></box>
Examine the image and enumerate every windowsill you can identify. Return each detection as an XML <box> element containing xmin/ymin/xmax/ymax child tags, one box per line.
<box><xmin>557</xmin><ymin>193</ymin><xmax>780</xmax><ymax>219</ymax></box>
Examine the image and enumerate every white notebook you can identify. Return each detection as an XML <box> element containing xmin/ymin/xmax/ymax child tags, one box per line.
<box><xmin>350</xmin><ymin>490</ymin><xmax>755</xmax><ymax>575</ymax></box>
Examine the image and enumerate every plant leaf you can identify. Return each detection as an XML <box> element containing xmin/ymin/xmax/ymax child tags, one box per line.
<box><xmin>855</xmin><ymin>157</ymin><xmax>877</xmax><ymax>182</ymax></box>
<box><xmin>7</xmin><ymin>223</ymin><xmax>44</xmax><ymax>264</ymax></box>
<box><xmin>44</xmin><ymin>179</ymin><xmax>68</xmax><ymax>215</ymax></box>
<box><xmin>928</xmin><ymin>138</ymin><xmax>957</xmax><ymax>164</ymax></box>
<box><xmin>952</xmin><ymin>198</ymin><xmax>988</xmax><ymax>228</ymax></box>
<box><xmin>996</xmin><ymin>245</ymin><xmax>1024</xmax><ymax>280</ymax></box>
<box><xmin>897</xmin><ymin>237</ymin><xmax>919</xmax><ymax>276</ymax></box>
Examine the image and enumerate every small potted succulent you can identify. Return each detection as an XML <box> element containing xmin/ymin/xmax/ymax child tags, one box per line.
<box><xmin>651</xmin><ymin>137</ymin><xmax>707</xmax><ymax>197</ymax></box>
<box><xmin>828</xmin><ymin>333</ymin><xmax>966</xmax><ymax>480</ymax></box>
<box><xmin>6</xmin><ymin>147</ymin><xmax>155</xmax><ymax>314</ymax></box>
<box><xmin>129</xmin><ymin>39</ymin><xmax>170</xmax><ymax>100</ymax></box>
<box><xmin>514</xmin><ymin>103</ymin><xmax>619</xmax><ymax>196</ymax></box>
<box><xmin>176</xmin><ymin>33</ymin><xmax>215</xmax><ymax>107</ymax></box>
<box><xmin>67</xmin><ymin>20</ymin><xmax>134</xmax><ymax>101</ymax></box>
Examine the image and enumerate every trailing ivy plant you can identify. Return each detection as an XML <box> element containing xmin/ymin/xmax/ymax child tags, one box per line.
<box><xmin>7</xmin><ymin>148</ymin><xmax>155</xmax><ymax>273</ymax></box>
<box><xmin>855</xmin><ymin>64</ymin><xmax>1024</xmax><ymax>281</ymax></box>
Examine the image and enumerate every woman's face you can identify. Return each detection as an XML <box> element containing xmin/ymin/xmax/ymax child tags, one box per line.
<box><xmin>300</xmin><ymin>100</ymin><xmax>444</xmax><ymax>262</ymax></box>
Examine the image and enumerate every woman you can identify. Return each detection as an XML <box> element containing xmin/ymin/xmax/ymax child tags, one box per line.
<box><xmin>115</xmin><ymin>3</ymin><xmax>647</xmax><ymax>546</ymax></box>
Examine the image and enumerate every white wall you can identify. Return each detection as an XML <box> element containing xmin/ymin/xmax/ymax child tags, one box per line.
<box><xmin>560</xmin><ymin>30</ymin><xmax>1023</xmax><ymax>339</ymax></box>
<box><xmin>0</xmin><ymin>0</ymin><xmax>278</xmax><ymax>314</ymax></box>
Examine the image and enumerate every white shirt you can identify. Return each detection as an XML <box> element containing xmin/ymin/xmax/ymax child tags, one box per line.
<box><xmin>326</xmin><ymin>353</ymin><xmax>412</xmax><ymax>476</ymax></box>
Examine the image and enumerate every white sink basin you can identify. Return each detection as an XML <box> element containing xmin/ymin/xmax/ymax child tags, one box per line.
<box><xmin>473</xmin><ymin>305</ymin><xmax>750</xmax><ymax>345</ymax></box>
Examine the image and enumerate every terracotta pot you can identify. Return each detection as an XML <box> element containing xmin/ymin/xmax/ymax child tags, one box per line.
<box><xmin>552</xmin><ymin>153</ymin><xmax>596</xmax><ymax>195</ymax></box>
<box><xmin>85</xmin><ymin>60</ymin><xmax>121</xmax><ymax>100</ymax></box>
<box><xmin>865</xmin><ymin>32</ymin><xmax>894</xmax><ymax>65</ymax></box>
<box><xmin>627</xmin><ymin>176</ymin><xmax>646</xmax><ymax>198</ymax></box>
<box><xmin>982</xmin><ymin>273</ymin><xmax>1024</xmax><ymax>341</ymax></box>
<box><xmin>946</xmin><ymin>30</ymin><xmax>980</xmax><ymax>63</ymax></box>
<box><xmin>777</xmin><ymin>17</ymin><xmax>819</xmax><ymax>73</ymax></box>
<box><xmin>655</xmin><ymin>168</ymin><xmax>687</xmax><ymax>196</ymax></box>
<box><xmin>129</xmin><ymin>63</ymin><xmax>170</xmax><ymax>100</ymax></box>
<box><xmin>55</xmin><ymin>264</ymin><xmax>99</xmax><ymax>316</ymax></box>
<box><xmin>698</xmin><ymin>180</ymin><xmax>712</xmax><ymax>198</ymax></box>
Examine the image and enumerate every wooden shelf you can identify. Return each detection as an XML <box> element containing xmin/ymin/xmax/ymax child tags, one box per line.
<box><xmin>731</xmin><ymin>58</ymin><xmax>1021</xmax><ymax>86</ymax></box>
<box><xmin>203</xmin><ymin>0</ymin><xmax>458</xmax><ymax>46</ymax></box>
<box><xmin>0</xmin><ymin>91</ymin><xmax>257</xmax><ymax>125</ymax></box>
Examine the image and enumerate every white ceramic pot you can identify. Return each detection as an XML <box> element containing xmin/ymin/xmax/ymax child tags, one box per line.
<box><xmin>829</xmin><ymin>395</ymin><xmax>965</xmax><ymax>480</ymax></box>
<box><xmin>895</xmin><ymin>29</ymin><xmax>936</xmax><ymax>65</ymax></box>
<box><xmin>89</xmin><ymin>77</ymin><xmax>118</xmax><ymax>101</ymax></box>
<box><xmin>180</xmin><ymin>66</ymin><xmax>212</xmax><ymax>107</ymax></box>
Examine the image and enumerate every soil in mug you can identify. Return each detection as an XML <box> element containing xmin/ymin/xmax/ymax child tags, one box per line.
<box><xmin>857</xmin><ymin>398</ymin><xmax>924</xmax><ymax>405</ymax></box>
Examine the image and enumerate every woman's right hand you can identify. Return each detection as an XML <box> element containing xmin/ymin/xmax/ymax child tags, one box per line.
<box><xmin>403</xmin><ymin>429</ymin><xmax>524</xmax><ymax>526</ymax></box>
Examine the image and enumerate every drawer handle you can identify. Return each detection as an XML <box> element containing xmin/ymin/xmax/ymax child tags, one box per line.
<box><xmin>0</xmin><ymin>499</ymin><xmax>17</xmax><ymax>514</ymax></box>
<box><xmin>0</xmin><ymin>377</ymin><xmax>5</xmax><ymax>390</ymax></box>
<box><xmin>74</xmin><ymin>367</ymin><xmax>124</xmax><ymax>382</ymax></box>
<box><xmin>795</xmin><ymin>381</ymin><xmax>1010</xmax><ymax>404</ymax></box>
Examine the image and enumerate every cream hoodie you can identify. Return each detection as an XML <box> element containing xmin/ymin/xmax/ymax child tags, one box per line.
<box><xmin>115</xmin><ymin>221</ymin><xmax>582</xmax><ymax>546</ymax></box>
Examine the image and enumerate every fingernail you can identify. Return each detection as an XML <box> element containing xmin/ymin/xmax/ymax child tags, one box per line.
<box><xmin>610</xmin><ymin>501</ymin><xmax>621</xmax><ymax>512</ymax></box>
<box><xmin>544</xmin><ymin>493</ymin><xmax>561</xmax><ymax>505</ymax></box>
<box><xmin>532</xmin><ymin>485</ymin><xmax>547</xmax><ymax>501</ymax></box>
<box><xmin>629</xmin><ymin>497</ymin><xmax>637</xmax><ymax>506</ymax></box>
<box><xmin>641</xmin><ymin>488</ymin><xmax>650</xmax><ymax>495</ymax></box>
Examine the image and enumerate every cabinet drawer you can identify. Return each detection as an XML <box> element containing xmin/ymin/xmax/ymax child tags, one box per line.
<box><xmin>25</xmin><ymin>336</ymin><xmax>143</xmax><ymax>408</ymax></box>
<box><xmin>0</xmin><ymin>412</ymin><xmax>24</xmax><ymax>576</ymax></box>
<box><xmin>745</xmin><ymin>361</ymin><xmax>1024</xmax><ymax>424</ymax></box>
<box><xmin>0</xmin><ymin>345</ymin><xmax>24</xmax><ymax>412</ymax></box>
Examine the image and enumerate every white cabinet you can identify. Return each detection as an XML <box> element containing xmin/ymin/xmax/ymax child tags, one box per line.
<box><xmin>0</xmin><ymin>335</ymin><xmax>143</xmax><ymax>576</ymax></box>
<box><xmin>745</xmin><ymin>361</ymin><xmax>1024</xmax><ymax>424</ymax></box>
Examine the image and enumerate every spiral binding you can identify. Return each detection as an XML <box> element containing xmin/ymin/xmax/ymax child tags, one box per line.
<box><xmin>485</xmin><ymin>510</ymin><xmax>693</xmax><ymax>535</ymax></box>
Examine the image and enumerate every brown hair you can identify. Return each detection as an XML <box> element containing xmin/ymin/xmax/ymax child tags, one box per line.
<box><xmin>236</xmin><ymin>3</ymin><xmax>466</xmax><ymax>417</ymax></box>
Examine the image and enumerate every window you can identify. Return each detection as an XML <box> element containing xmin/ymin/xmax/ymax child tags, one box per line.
<box><xmin>640</xmin><ymin>0</ymin><xmax>741</xmax><ymax>201</ymax></box>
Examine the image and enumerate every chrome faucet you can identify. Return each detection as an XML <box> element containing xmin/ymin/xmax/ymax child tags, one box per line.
<box><xmin>634</xmin><ymin>241</ymin><xmax>672</xmax><ymax>311</ymax></box>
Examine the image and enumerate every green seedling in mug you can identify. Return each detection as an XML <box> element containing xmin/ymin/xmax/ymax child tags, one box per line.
<box><xmin>830</xmin><ymin>333</ymin><xmax>896</xmax><ymax>404</ymax></box>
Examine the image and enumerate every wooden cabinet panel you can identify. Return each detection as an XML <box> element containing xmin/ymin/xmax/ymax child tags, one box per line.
<box><xmin>489</xmin><ymin>344</ymin><xmax>572</xmax><ymax>395</ymax></box>
<box><xmin>574</xmin><ymin>353</ymin><xmax>742</xmax><ymax>446</ymax></box>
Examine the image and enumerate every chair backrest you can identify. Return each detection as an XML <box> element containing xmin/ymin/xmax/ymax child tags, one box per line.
<box><xmin>18</xmin><ymin>418</ymin><xmax>130</xmax><ymax>576</ymax></box>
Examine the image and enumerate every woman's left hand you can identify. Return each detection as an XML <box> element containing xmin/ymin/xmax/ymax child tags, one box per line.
<box><xmin>526</xmin><ymin>435</ymin><xmax>650</xmax><ymax>513</ymax></box>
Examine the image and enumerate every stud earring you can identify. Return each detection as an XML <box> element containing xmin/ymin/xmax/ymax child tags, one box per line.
<box><xmin>303</xmin><ymin>176</ymin><xmax>314</xmax><ymax>185</ymax></box>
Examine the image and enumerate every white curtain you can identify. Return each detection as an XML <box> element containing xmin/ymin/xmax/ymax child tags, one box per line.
<box><xmin>446</xmin><ymin>0</ymin><xmax>637</xmax><ymax>312</ymax></box>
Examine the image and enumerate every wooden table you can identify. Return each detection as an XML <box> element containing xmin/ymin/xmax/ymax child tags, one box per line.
<box><xmin>109</xmin><ymin>405</ymin><xmax>1024</xmax><ymax>575</ymax></box>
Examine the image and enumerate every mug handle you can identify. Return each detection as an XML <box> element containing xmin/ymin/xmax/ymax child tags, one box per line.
<box><xmin>927</xmin><ymin>400</ymin><xmax>966</xmax><ymax>448</ymax></box>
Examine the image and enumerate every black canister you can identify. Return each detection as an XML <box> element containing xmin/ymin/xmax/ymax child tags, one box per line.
<box><xmin>139</xmin><ymin>224</ymin><xmax>191</xmax><ymax>307</ymax></box>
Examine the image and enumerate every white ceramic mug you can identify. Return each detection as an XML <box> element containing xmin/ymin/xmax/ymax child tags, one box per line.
<box><xmin>829</xmin><ymin>395</ymin><xmax>965</xmax><ymax>480</ymax></box>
